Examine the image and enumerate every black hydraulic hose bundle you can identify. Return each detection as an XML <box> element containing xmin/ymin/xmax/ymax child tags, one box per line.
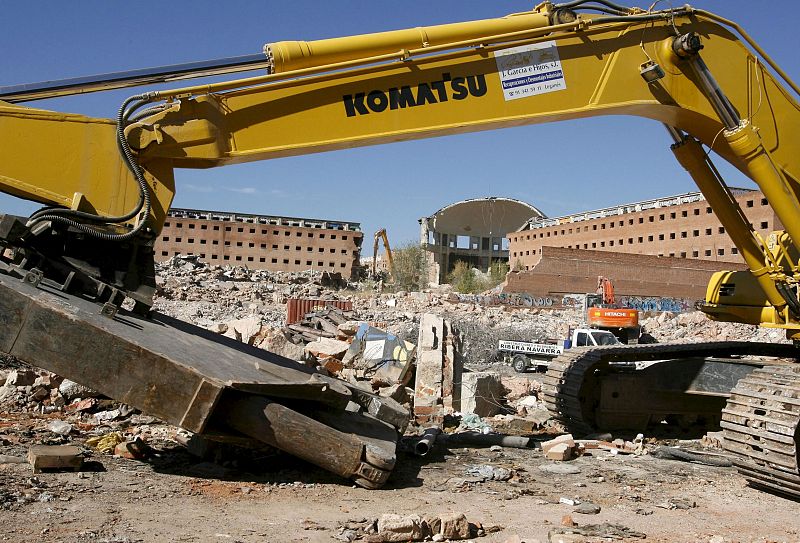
<box><xmin>26</xmin><ymin>93</ymin><xmax>160</xmax><ymax>242</ymax></box>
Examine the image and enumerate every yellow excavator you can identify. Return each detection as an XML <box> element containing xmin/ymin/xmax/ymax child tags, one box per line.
<box><xmin>1</xmin><ymin>2</ymin><xmax>799</xmax><ymax>495</ymax></box>
<box><xmin>371</xmin><ymin>228</ymin><xmax>395</xmax><ymax>280</ymax></box>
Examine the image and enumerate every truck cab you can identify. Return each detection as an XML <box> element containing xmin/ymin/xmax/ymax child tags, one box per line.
<box><xmin>500</xmin><ymin>328</ymin><xmax>621</xmax><ymax>373</ymax></box>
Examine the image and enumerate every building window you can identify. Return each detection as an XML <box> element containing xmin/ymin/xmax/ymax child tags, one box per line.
<box><xmin>682</xmin><ymin>210</ymin><xmax>688</xmax><ymax>217</ymax></box>
<box><xmin>284</xmin><ymin>245</ymin><xmax>290</xmax><ymax>250</ymax></box>
<box><xmin>213</xmin><ymin>225</ymin><xmax>219</xmax><ymax>231</ymax></box>
<box><xmin>627</xmin><ymin>238</ymin><xmax>633</xmax><ymax>244</ymax></box>
<box><xmin>705</xmin><ymin>228</ymin><xmax>712</xmax><ymax>235</ymax></box>
<box><xmin>658</xmin><ymin>234</ymin><xmax>664</xmax><ymax>241</ymax></box>
<box><xmin>331</xmin><ymin>235</ymin><xmax>337</xmax><ymax>239</ymax></box>
<box><xmin>680</xmin><ymin>252</ymin><xmax>686</xmax><ymax>258</ymax></box>
<box><xmin>694</xmin><ymin>209</ymin><xmax>700</xmax><ymax>215</ymax></box>
<box><xmin>681</xmin><ymin>231</ymin><xmax>687</xmax><ymax>238</ymax></box>
<box><xmin>236</xmin><ymin>241</ymin><xmax>243</xmax><ymax>247</ymax></box>
<box><xmin>212</xmin><ymin>240</ymin><xmax>219</xmax><ymax>245</ymax></box>
<box><xmin>260</xmin><ymin>257</ymin><xmax>266</xmax><ymax>262</ymax></box>
<box><xmin>200</xmin><ymin>239</ymin><xmax>207</xmax><ymax>245</ymax></box>
<box><xmin>761</xmin><ymin>198</ymin><xmax>768</xmax><ymax>206</ymax></box>
<box><xmin>162</xmin><ymin>236</ymin><xmax>169</xmax><ymax>242</ymax></box>
<box><xmin>161</xmin><ymin>251</ymin><xmax>169</xmax><ymax>256</ymax></box>
<box><xmin>692</xmin><ymin>250</ymin><xmax>699</xmax><ymax>257</ymax></box>
<box><xmin>247</xmin><ymin>256</ymin><xmax>254</xmax><ymax>262</ymax></box>
<box><xmin>188</xmin><ymin>224</ymin><xmax>195</xmax><ymax>229</ymax></box>
<box><xmin>175</xmin><ymin>237</ymin><xmax>182</xmax><ymax>243</ymax></box>
<box><xmin>201</xmin><ymin>224</ymin><xmax>207</xmax><ymax>230</ymax></box>
<box><xmin>659</xmin><ymin>214</ymin><xmax>665</xmax><ymax>221</ymax></box>
<box><xmin>176</xmin><ymin>223</ymin><xmax>183</xmax><ymax>228</ymax></box>
<box><xmin>164</xmin><ymin>222</ymin><xmax>171</xmax><ymax>227</ymax></box>
<box><xmin>693</xmin><ymin>230</ymin><xmax>699</xmax><ymax>237</ymax></box>
<box><xmin>648</xmin><ymin>235</ymin><xmax>654</xmax><ymax>242</ymax></box>
<box><xmin>638</xmin><ymin>236</ymin><xmax>643</xmax><ymax>243</ymax></box>
<box><xmin>225</xmin><ymin>226</ymin><xmax>232</xmax><ymax>232</ymax></box>
<box><xmin>343</xmin><ymin>235</ymin><xmax>348</xmax><ymax>240</ymax></box>
<box><xmin>639</xmin><ymin>217</ymin><xmax>644</xmax><ymax>224</ymax></box>
<box><xmin>592</xmin><ymin>225</ymin><xmax>597</xmax><ymax>231</ymax></box>
<box><xmin>609</xmin><ymin>240</ymin><xmax>614</xmax><ymax>246</ymax></box>
<box><xmin>591</xmin><ymin>243</ymin><xmax>597</xmax><ymax>248</ymax></box>
<box><xmin>746</xmin><ymin>200</ymin><xmax>754</xmax><ymax>208</ymax></box>
<box><xmin>283</xmin><ymin>259</ymin><xmax>289</xmax><ymax>264</ymax></box>
<box><xmin>272</xmin><ymin>258</ymin><xmax>278</xmax><ymax>263</ymax></box>
<box><xmin>670</xmin><ymin>212</ymin><xmax>676</xmax><ymax>219</ymax></box>
<box><xmin>211</xmin><ymin>255</ymin><xmax>218</xmax><ymax>260</ymax></box>
<box><xmin>760</xmin><ymin>221</ymin><xmax>769</xmax><ymax>229</ymax></box>
<box><xmin>669</xmin><ymin>233</ymin><xmax>675</xmax><ymax>240</ymax></box>
<box><xmin>628</xmin><ymin>219</ymin><xmax>634</xmax><ymax>225</ymax></box>
<box><xmin>718</xmin><ymin>248</ymin><xmax>725</xmax><ymax>256</ymax></box>
<box><xmin>284</xmin><ymin>231</ymin><xmax>290</xmax><ymax>236</ymax></box>
<box><xmin>235</xmin><ymin>256</ymin><xmax>242</xmax><ymax>261</ymax></box>
<box><xmin>237</xmin><ymin>227</ymin><xmax>243</xmax><ymax>233</ymax></box>
<box><xmin>732</xmin><ymin>247</ymin><xmax>739</xmax><ymax>254</ymax></box>
<box><xmin>600</xmin><ymin>241</ymin><xmax>606</xmax><ymax>247</ymax></box>
<box><xmin>649</xmin><ymin>216</ymin><xmax>654</xmax><ymax>222</ymax></box>
<box><xmin>224</xmin><ymin>255</ymin><xmax>230</xmax><ymax>261</ymax></box>
<box><xmin>705</xmin><ymin>249</ymin><xmax>712</xmax><ymax>257</ymax></box>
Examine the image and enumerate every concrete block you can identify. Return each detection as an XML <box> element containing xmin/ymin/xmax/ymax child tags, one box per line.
<box><xmin>304</xmin><ymin>337</ymin><xmax>350</xmax><ymax>359</ymax></box>
<box><xmin>27</xmin><ymin>445</ymin><xmax>83</xmax><ymax>473</ymax></box>
<box><xmin>544</xmin><ymin>442</ymin><xmax>573</xmax><ymax>461</ymax></box>
<box><xmin>377</xmin><ymin>514</ymin><xmax>424</xmax><ymax>542</ymax></box>
<box><xmin>5</xmin><ymin>369</ymin><xmax>36</xmax><ymax>387</ymax></box>
<box><xmin>439</xmin><ymin>512</ymin><xmax>471</xmax><ymax>540</ymax></box>
<box><xmin>542</xmin><ymin>434</ymin><xmax>575</xmax><ymax>454</ymax></box>
<box><xmin>460</xmin><ymin>372</ymin><xmax>503</xmax><ymax>418</ymax></box>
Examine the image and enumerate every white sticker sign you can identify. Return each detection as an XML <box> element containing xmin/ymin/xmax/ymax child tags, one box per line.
<box><xmin>495</xmin><ymin>41</ymin><xmax>566</xmax><ymax>101</ymax></box>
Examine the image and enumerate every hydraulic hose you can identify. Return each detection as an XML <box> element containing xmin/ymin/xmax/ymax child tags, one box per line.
<box><xmin>27</xmin><ymin>93</ymin><xmax>160</xmax><ymax>241</ymax></box>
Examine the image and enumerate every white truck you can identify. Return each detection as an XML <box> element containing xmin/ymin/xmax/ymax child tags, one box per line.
<box><xmin>499</xmin><ymin>328</ymin><xmax>621</xmax><ymax>373</ymax></box>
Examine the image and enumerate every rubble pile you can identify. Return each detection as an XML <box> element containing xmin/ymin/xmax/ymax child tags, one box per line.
<box><xmin>639</xmin><ymin>310</ymin><xmax>791</xmax><ymax>344</ymax></box>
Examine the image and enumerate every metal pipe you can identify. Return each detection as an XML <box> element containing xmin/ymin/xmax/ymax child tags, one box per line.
<box><xmin>440</xmin><ymin>432</ymin><xmax>538</xmax><ymax>449</ymax></box>
<box><xmin>413</xmin><ymin>427</ymin><xmax>442</xmax><ymax>456</ymax></box>
<box><xmin>0</xmin><ymin>54</ymin><xmax>270</xmax><ymax>103</ymax></box>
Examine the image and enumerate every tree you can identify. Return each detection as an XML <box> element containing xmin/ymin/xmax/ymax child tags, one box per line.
<box><xmin>391</xmin><ymin>242</ymin><xmax>429</xmax><ymax>291</ymax></box>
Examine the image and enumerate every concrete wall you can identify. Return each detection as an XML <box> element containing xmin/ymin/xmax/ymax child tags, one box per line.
<box><xmin>504</xmin><ymin>246</ymin><xmax>747</xmax><ymax>300</ymax></box>
<box><xmin>155</xmin><ymin>209</ymin><xmax>363</xmax><ymax>278</ymax></box>
<box><xmin>508</xmin><ymin>191</ymin><xmax>781</xmax><ymax>270</ymax></box>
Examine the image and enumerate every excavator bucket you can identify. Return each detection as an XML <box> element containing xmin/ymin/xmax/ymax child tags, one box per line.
<box><xmin>0</xmin><ymin>272</ymin><xmax>408</xmax><ymax>489</ymax></box>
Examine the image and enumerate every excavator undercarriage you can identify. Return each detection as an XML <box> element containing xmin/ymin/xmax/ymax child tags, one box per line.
<box><xmin>542</xmin><ymin>342</ymin><xmax>800</xmax><ymax>499</ymax></box>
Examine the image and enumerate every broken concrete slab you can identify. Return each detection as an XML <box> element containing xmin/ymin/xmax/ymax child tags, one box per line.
<box><xmin>413</xmin><ymin>314</ymin><xmax>461</xmax><ymax>425</ymax></box>
<box><xmin>222</xmin><ymin>316</ymin><xmax>263</xmax><ymax>345</ymax></box>
<box><xmin>545</xmin><ymin>443</ymin><xmax>573</xmax><ymax>461</ymax></box>
<box><xmin>304</xmin><ymin>337</ymin><xmax>350</xmax><ymax>360</ymax></box>
<box><xmin>5</xmin><ymin>369</ymin><xmax>36</xmax><ymax>386</ymax></box>
<box><xmin>461</xmin><ymin>372</ymin><xmax>503</xmax><ymax>417</ymax></box>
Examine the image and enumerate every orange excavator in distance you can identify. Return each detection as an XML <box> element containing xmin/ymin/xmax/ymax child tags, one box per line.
<box><xmin>585</xmin><ymin>276</ymin><xmax>640</xmax><ymax>343</ymax></box>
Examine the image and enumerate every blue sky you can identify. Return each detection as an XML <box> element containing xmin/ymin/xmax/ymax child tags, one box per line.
<box><xmin>1</xmin><ymin>1</ymin><xmax>797</xmax><ymax>247</ymax></box>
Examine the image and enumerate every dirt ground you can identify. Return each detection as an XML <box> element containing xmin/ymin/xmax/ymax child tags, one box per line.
<box><xmin>2</xmin><ymin>400</ymin><xmax>799</xmax><ymax>543</ymax></box>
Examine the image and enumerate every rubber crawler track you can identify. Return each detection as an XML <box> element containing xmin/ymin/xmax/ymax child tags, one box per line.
<box><xmin>541</xmin><ymin>341</ymin><xmax>800</xmax><ymax>498</ymax></box>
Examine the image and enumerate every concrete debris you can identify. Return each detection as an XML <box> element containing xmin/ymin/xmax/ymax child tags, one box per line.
<box><xmin>460</xmin><ymin>372</ymin><xmax>503</xmax><ymax>418</ymax></box>
<box><xmin>376</xmin><ymin>513</ymin><xmax>477</xmax><ymax>542</ymax></box>
<box><xmin>27</xmin><ymin>445</ymin><xmax>83</xmax><ymax>473</ymax></box>
<box><xmin>413</xmin><ymin>314</ymin><xmax>461</xmax><ymax>425</ymax></box>
<box><xmin>467</xmin><ymin>465</ymin><xmax>513</xmax><ymax>482</ymax></box>
<box><xmin>59</xmin><ymin>379</ymin><xmax>100</xmax><ymax>401</ymax></box>
<box><xmin>573</xmin><ymin>503</ymin><xmax>601</xmax><ymax>515</ymax></box>
<box><xmin>5</xmin><ymin>369</ymin><xmax>36</xmax><ymax>387</ymax></box>
<box><xmin>549</xmin><ymin>523</ymin><xmax>646</xmax><ymax>541</ymax></box>
<box><xmin>46</xmin><ymin>420</ymin><xmax>73</xmax><ymax>436</ymax></box>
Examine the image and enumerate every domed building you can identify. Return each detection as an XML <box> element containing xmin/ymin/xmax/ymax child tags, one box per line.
<box><xmin>419</xmin><ymin>197</ymin><xmax>545</xmax><ymax>284</ymax></box>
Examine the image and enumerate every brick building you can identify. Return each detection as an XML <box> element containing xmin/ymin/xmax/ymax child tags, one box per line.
<box><xmin>504</xmin><ymin>246</ymin><xmax>747</xmax><ymax>300</ymax></box>
<box><xmin>155</xmin><ymin>208</ymin><xmax>363</xmax><ymax>278</ymax></box>
<box><xmin>508</xmin><ymin>189</ymin><xmax>781</xmax><ymax>270</ymax></box>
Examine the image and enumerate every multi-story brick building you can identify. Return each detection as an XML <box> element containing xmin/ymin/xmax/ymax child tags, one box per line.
<box><xmin>508</xmin><ymin>189</ymin><xmax>781</xmax><ymax>270</ymax></box>
<box><xmin>155</xmin><ymin>208</ymin><xmax>363</xmax><ymax>278</ymax></box>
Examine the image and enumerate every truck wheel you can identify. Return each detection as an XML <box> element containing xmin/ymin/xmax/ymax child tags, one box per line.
<box><xmin>512</xmin><ymin>355</ymin><xmax>528</xmax><ymax>373</ymax></box>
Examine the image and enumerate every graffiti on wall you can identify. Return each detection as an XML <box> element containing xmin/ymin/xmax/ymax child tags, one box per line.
<box><xmin>453</xmin><ymin>292</ymin><xmax>694</xmax><ymax>312</ymax></box>
<box><xmin>453</xmin><ymin>292</ymin><xmax>556</xmax><ymax>307</ymax></box>
<box><xmin>618</xmin><ymin>296</ymin><xmax>693</xmax><ymax>313</ymax></box>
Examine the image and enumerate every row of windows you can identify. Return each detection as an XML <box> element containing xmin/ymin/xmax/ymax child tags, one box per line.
<box><xmin>512</xmin><ymin>199</ymin><xmax>770</xmax><ymax>242</ymax></box>
<box><xmin>163</xmin><ymin>222</ymin><xmax>351</xmax><ymax>240</ymax></box>
<box><xmin>160</xmin><ymin>251</ymin><xmax>348</xmax><ymax>267</ymax></box>
<box><xmin>161</xmin><ymin>237</ymin><xmax>356</xmax><ymax>255</ymax></box>
<box><xmin>513</xmin><ymin>246</ymin><xmax>740</xmax><ymax>258</ymax></box>
<box><xmin>513</xmin><ymin>221</ymin><xmax>770</xmax><ymax>245</ymax></box>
